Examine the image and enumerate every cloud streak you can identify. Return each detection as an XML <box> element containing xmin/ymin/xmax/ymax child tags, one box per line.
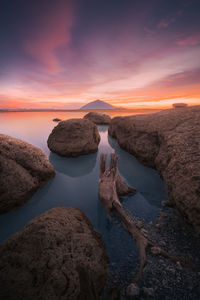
<box><xmin>24</xmin><ymin>1</ymin><xmax>74</xmax><ymax>73</ymax></box>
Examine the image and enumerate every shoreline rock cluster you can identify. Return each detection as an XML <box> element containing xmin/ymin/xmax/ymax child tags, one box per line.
<box><xmin>1</xmin><ymin>108</ymin><xmax>200</xmax><ymax>299</ymax></box>
<box><xmin>109</xmin><ymin>106</ymin><xmax>200</xmax><ymax>232</ymax></box>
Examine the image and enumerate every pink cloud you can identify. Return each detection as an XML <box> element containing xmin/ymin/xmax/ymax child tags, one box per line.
<box><xmin>24</xmin><ymin>1</ymin><xmax>74</xmax><ymax>73</ymax></box>
<box><xmin>176</xmin><ymin>34</ymin><xmax>200</xmax><ymax>46</ymax></box>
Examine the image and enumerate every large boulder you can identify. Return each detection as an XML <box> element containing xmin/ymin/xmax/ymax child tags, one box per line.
<box><xmin>108</xmin><ymin>106</ymin><xmax>200</xmax><ymax>232</ymax></box>
<box><xmin>83</xmin><ymin>112</ymin><xmax>111</xmax><ymax>125</ymax></box>
<box><xmin>0</xmin><ymin>134</ymin><xmax>55</xmax><ymax>214</ymax></box>
<box><xmin>47</xmin><ymin>118</ymin><xmax>100</xmax><ymax>157</ymax></box>
<box><xmin>0</xmin><ymin>207</ymin><xmax>108</xmax><ymax>300</ymax></box>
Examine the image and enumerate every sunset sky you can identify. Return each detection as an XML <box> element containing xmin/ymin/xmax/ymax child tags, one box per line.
<box><xmin>0</xmin><ymin>0</ymin><xmax>200</xmax><ymax>109</ymax></box>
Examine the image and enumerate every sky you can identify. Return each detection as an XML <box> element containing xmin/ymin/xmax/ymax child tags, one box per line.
<box><xmin>0</xmin><ymin>0</ymin><xmax>200</xmax><ymax>109</ymax></box>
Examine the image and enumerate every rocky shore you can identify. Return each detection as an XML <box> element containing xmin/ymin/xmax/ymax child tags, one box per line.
<box><xmin>109</xmin><ymin>106</ymin><xmax>200</xmax><ymax>233</ymax></box>
<box><xmin>103</xmin><ymin>207</ymin><xmax>200</xmax><ymax>300</ymax></box>
<box><xmin>1</xmin><ymin>107</ymin><xmax>200</xmax><ymax>299</ymax></box>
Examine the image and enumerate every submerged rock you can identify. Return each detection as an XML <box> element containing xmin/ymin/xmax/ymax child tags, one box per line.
<box><xmin>109</xmin><ymin>106</ymin><xmax>200</xmax><ymax>232</ymax></box>
<box><xmin>0</xmin><ymin>207</ymin><xmax>108</xmax><ymax>300</ymax></box>
<box><xmin>0</xmin><ymin>134</ymin><xmax>55</xmax><ymax>214</ymax></box>
<box><xmin>83</xmin><ymin>112</ymin><xmax>111</xmax><ymax>125</ymax></box>
<box><xmin>47</xmin><ymin>118</ymin><xmax>100</xmax><ymax>157</ymax></box>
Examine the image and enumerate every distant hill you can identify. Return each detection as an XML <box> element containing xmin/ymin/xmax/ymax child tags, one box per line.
<box><xmin>80</xmin><ymin>100</ymin><xmax>115</xmax><ymax>110</ymax></box>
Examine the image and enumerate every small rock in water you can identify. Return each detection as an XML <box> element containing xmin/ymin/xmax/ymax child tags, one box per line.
<box><xmin>126</xmin><ymin>283</ymin><xmax>140</xmax><ymax>297</ymax></box>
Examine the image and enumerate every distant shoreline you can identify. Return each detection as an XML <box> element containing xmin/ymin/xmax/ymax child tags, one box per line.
<box><xmin>0</xmin><ymin>108</ymin><xmax>163</xmax><ymax>113</ymax></box>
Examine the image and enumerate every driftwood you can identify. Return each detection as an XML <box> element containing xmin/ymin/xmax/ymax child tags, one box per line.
<box><xmin>98</xmin><ymin>153</ymin><xmax>197</xmax><ymax>285</ymax></box>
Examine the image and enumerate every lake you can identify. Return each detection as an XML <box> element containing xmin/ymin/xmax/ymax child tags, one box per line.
<box><xmin>0</xmin><ymin>111</ymin><xmax>168</xmax><ymax>289</ymax></box>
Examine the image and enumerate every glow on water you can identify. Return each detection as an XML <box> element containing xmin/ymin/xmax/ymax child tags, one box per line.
<box><xmin>0</xmin><ymin>111</ymin><xmax>167</xmax><ymax>278</ymax></box>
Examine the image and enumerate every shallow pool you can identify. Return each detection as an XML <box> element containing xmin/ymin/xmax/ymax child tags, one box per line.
<box><xmin>0</xmin><ymin>111</ymin><xmax>168</xmax><ymax>288</ymax></box>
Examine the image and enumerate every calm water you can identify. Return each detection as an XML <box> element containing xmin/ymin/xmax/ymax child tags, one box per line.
<box><xmin>0</xmin><ymin>111</ymin><xmax>167</xmax><ymax>286</ymax></box>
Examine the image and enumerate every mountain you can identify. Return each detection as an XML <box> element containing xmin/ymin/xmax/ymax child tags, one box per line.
<box><xmin>80</xmin><ymin>100</ymin><xmax>115</xmax><ymax>110</ymax></box>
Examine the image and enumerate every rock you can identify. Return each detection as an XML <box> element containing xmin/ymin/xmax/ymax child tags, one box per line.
<box><xmin>176</xmin><ymin>261</ymin><xmax>182</xmax><ymax>270</ymax></box>
<box><xmin>83</xmin><ymin>112</ymin><xmax>111</xmax><ymax>124</ymax></box>
<box><xmin>151</xmin><ymin>246</ymin><xmax>162</xmax><ymax>255</ymax></box>
<box><xmin>47</xmin><ymin>118</ymin><xmax>100</xmax><ymax>157</ymax></box>
<box><xmin>53</xmin><ymin>118</ymin><xmax>62</xmax><ymax>122</ymax></box>
<box><xmin>108</xmin><ymin>106</ymin><xmax>200</xmax><ymax>232</ymax></box>
<box><xmin>142</xmin><ymin>287</ymin><xmax>155</xmax><ymax>297</ymax></box>
<box><xmin>126</xmin><ymin>283</ymin><xmax>140</xmax><ymax>298</ymax></box>
<box><xmin>0</xmin><ymin>207</ymin><xmax>108</xmax><ymax>300</ymax></box>
<box><xmin>0</xmin><ymin>134</ymin><xmax>55</xmax><ymax>214</ymax></box>
<box><xmin>108</xmin><ymin>288</ymin><xmax>120</xmax><ymax>300</ymax></box>
<box><xmin>197</xmin><ymin>286</ymin><xmax>200</xmax><ymax>295</ymax></box>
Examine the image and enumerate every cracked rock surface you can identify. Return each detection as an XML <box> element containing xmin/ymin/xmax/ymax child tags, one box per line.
<box><xmin>0</xmin><ymin>134</ymin><xmax>55</xmax><ymax>214</ymax></box>
<box><xmin>108</xmin><ymin>106</ymin><xmax>200</xmax><ymax>232</ymax></box>
<box><xmin>0</xmin><ymin>207</ymin><xmax>108</xmax><ymax>300</ymax></box>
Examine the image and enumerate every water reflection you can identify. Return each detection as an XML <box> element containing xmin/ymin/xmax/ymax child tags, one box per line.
<box><xmin>108</xmin><ymin>135</ymin><xmax>168</xmax><ymax>208</ymax></box>
<box><xmin>49</xmin><ymin>152</ymin><xmax>97</xmax><ymax>177</ymax></box>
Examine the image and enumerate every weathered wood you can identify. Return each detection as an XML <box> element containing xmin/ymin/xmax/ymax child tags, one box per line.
<box><xmin>98</xmin><ymin>154</ymin><xmax>121</xmax><ymax>215</ymax></box>
<box><xmin>98</xmin><ymin>153</ymin><xmax>197</xmax><ymax>285</ymax></box>
<box><xmin>99</xmin><ymin>153</ymin><xmax>147</xmax><ymax>282</ymax></box>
